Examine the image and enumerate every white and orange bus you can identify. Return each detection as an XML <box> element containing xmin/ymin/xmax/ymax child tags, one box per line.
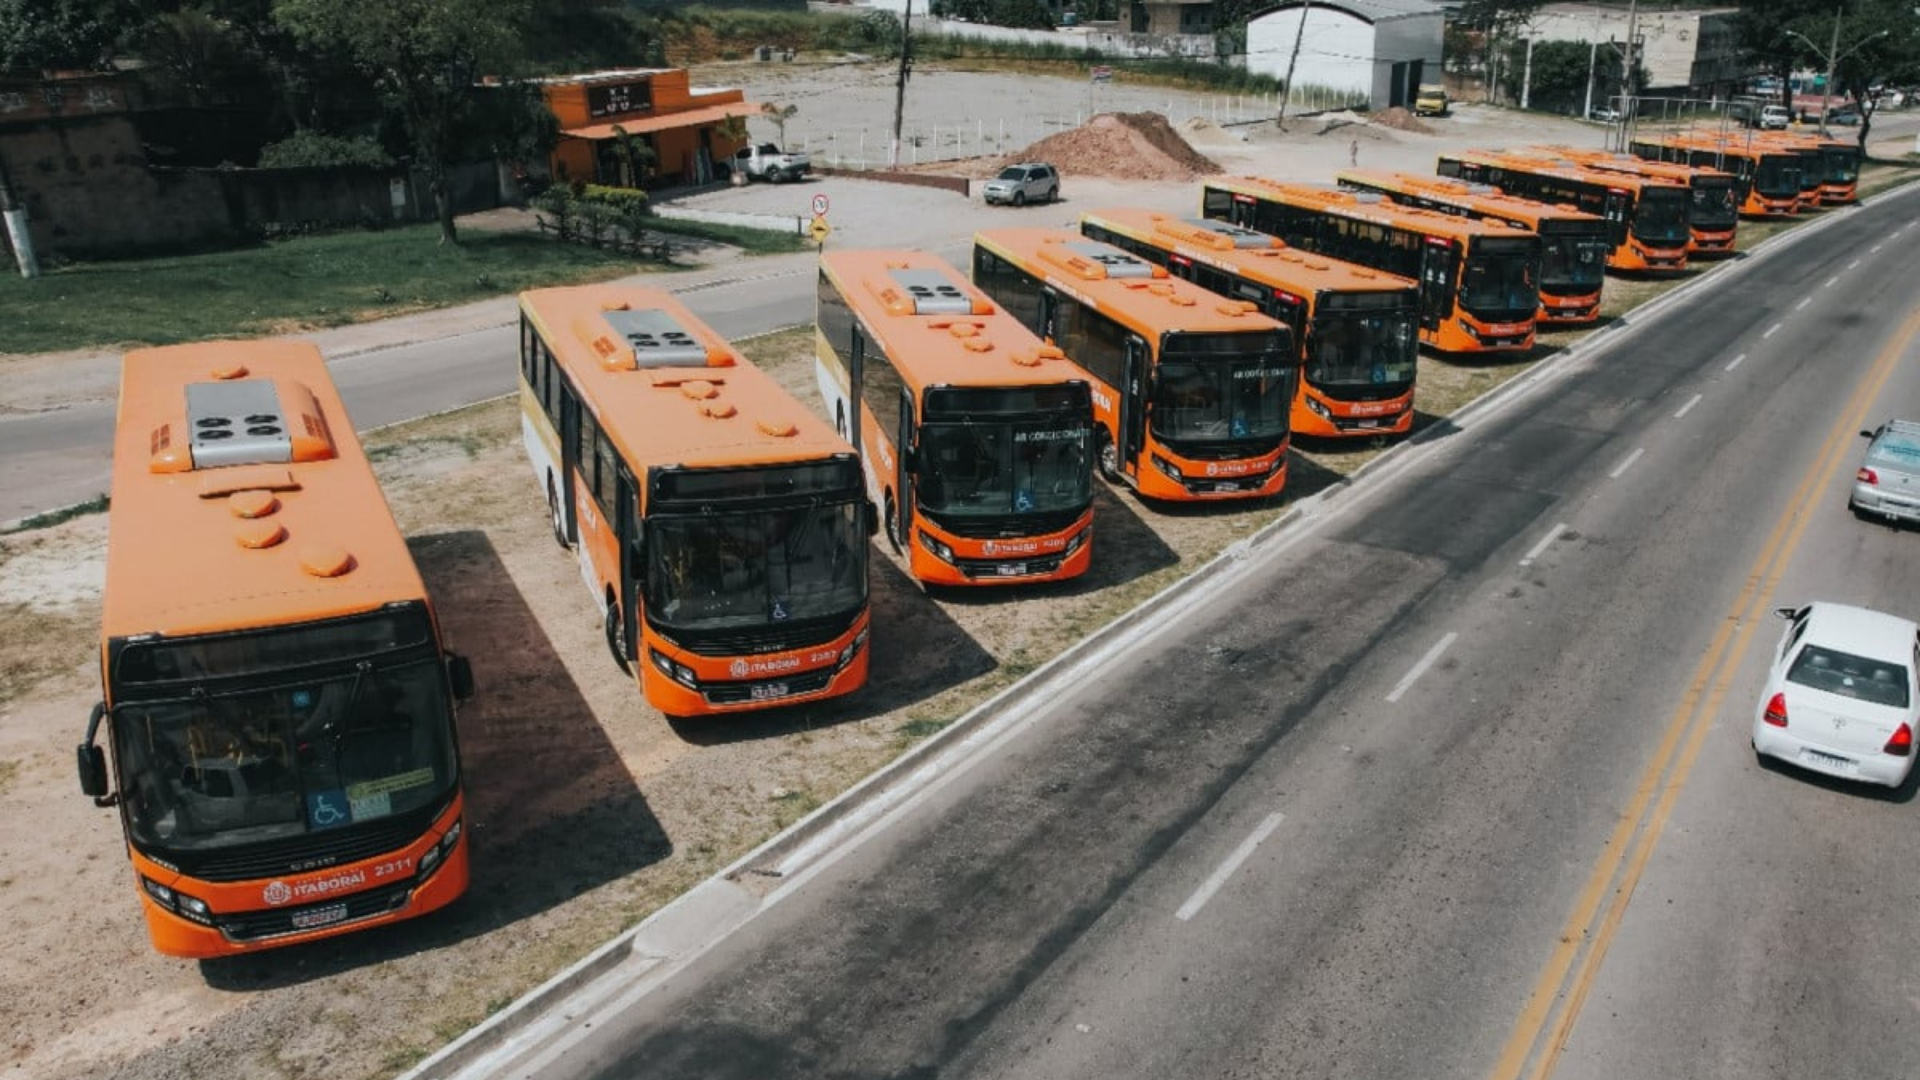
<box><xmin>1200</xmin><ymin>177</ymin><xmax>1542</xmax><ymax>355</ymax></box>
<box><xmin>971</xmin><ymin>227</ymin><xmax>1297</xmax><ymax>501</ymax></box>
<box><xmin>1331</xmin><ymin>169</ymin><xmax>1609</xmax><ymax>325</ymax></box>
<box><xmin>79</xmin><ymin>339</ymin><xmax>475</xmax><ymax>958</ymax></box>
<box><xmin>1512</xmin><ymin>146</ymin><xmax>1740</xmax><ymax>257</ymax></box>
<box><xmin>815</xmin><ymin>249</ymin><xmax>1096</xmax><ymax>585</ymax></box>
<box><xmin>1076</xmin><ymin>207</ymin><xmax>1421</xmax><ymax>438</ymax></box>
<box><xmin>519</xmin><ymin>285</ymin><xmax>872</xmax><ymax>715</ymax></box>
<box><xmin>1629</xmin><ymin>134</ymin><xmax>1805</xmax><ymax>219</ymax></box>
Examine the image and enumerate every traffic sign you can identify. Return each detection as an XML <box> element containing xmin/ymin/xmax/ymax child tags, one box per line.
<box><xmin>811</xmin><ymin>192</ymin><xmax>830</xmax><ymax>217</ymax></box>
<box><xmin>809</xmin><ymin>215</ymin><xmax>831</xmax><ymax>244</ymax></box>
<box><xmin>1090</xmin><ymin>65</ymin><xmax>1113</xmax><ymax>83</ymax></box>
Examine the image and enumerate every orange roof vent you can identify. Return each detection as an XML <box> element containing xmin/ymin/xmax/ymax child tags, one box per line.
<box><xmin>697</xmin><ymin>401</ymin><xmax>738</xmax><ymax>419</ymax></box>
<box><xmin>209</xmin><ymin>364</ymin><xmax>249</xmax><ymax>380</ymax></box>
<box><xmin>228</xmin><ymin>490</ymin><xmax>279</xmax><ymax>518</ymax></box>
<box><xmin>755</xmin><ymin>418</ymin><xmax>798</xmax><ymax>437</ymax></box>
<box><xmin>679</xmin><ymin>380</ymin><xmax>720</xmax><ymax>400</ymax></box>
<box><xmin>299</xmin><ymin>545</ymin><xmax>354</xmax><ymax>577</ymax></box>
<box><xmin>234</xmin><ymin>521</ymin><xmax>287</xmax><ymax>549</ymax></box>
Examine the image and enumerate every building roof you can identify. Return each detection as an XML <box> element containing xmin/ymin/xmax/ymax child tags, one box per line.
<box><xmin>561</xmin><ymin>101</ymin><xmax>760</xmax><ymax>140</ymax></box>
<box><xmin>1258</xmin><ymin>0</ymin><xmax>1446</xmax><ymax>23</ymax></box>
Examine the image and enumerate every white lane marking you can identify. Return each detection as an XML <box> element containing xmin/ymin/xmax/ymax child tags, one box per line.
<box><xmin>1386</xmin><ymin>632</ymin><xmax>1459</xmax><ymax>703</ymax></box>
<box><xmin>1725</xmin><ymin>353</ymin><xmax>1747</xmax><ymax>372</ymax></box>
<box><xmin>1763</xmin><ymin>323</ymin><xmax>1782</xmax><ymax>338</ymax></box>
<box><xmin>1823</xmin><ymin>276</ymin><xmax>1839</xmax><ymax>289</ymax></box>
<box><xmin>1519</xmin><ymin>522</ymin><xmax>1567</xmax><ymax>567</ymax></box>
<box><xmin>1609</xmin><ymin>448</ymin><xmax>1644</xmax><ymax>479</ymax></box>
<box><xmin>1871</xmin><ymin>244</ymin><xmax>1883</xmax><ymax>253</ymax></box>
<box><xmin>1674</xmin><ymin>393</ymin><xmax>1703</xmax><ymax>419</ymax></box>
<box><xmin>1175</xmin><ymin>812</ymin><xmax>1286</xmax><ymax>922</ymax></box>
<box><xmin>1847</xmin><ymin>259</ymin><xmax>1861</xmax><ymax>270</ymax></box>
<box><xmin>1795</xmin><ymin>296</ymin><xmax>1812</xmax><ymax>311</ymax></box>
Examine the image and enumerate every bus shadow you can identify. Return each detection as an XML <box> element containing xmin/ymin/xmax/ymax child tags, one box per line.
<box><xmin>200</xmin><ymin>529</ymin><xmax>666</xmax><ymax>989</ymax></box>
<box><xmin>670</xmin><ymin>552</ymin><xmax>997</xmax><ymax>745</ymax></box>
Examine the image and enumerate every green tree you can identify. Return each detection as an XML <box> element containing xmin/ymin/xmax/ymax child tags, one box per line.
<box><xmin>760</xmin><ymin>101</ymin><xmax>798</xmax><ymax>146</ymax></box>
<box><xmin>273</xmin><ymin>0</ymin><xmax>537</xmax><ymax>244</ymax></box>
<box><xmin>0</xmin><ymin>0</ymin><xmax>144</xmax><ymax>75</ymax></box>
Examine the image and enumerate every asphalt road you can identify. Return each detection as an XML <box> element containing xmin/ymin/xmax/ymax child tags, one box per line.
<box><xmin>426</xmin><ymin>182</ymin><xmax>1920</xmax><ymax>1079</ymax></box>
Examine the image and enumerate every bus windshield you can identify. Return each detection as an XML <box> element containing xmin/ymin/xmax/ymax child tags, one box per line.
<box><xmin>1828</xmin><ymin>149</ymin><xmax>1859</xmax><ymax>184</ymax></box>
<box><xmin>917</xmin><ymin>417</ymin><xmax>1092</xmax><ymax>517</ymax></box>
<box><xmin>1307</xmin><ymin>306</ymin><xmax>1418</xmax><ymax>391</ymax></box>
<box><xmin>1690</xmin><ymin>180</ymin><xmax>1738</xmax><ymax>227</ymax></box>
<box><xmin>1631</xmin><ymin>187</ymin><xmax>1690</xmax><ymax>246</ymax></box>
<box><xmin>112</xmin><ymin>658</ymin><xmax>456</xmax><ymax>851</ymax></box>
<box><xmin>1753</xmin><ymin>155</ymin><xmax>1802</xmax><ymax>197</ymax></box>
<box><xmin>647</xmin><ymin>501</ymin><xmax>867</xmax><ymax>631</ymax></box>
<box><xmin>1536</xmin><ymin>229</ymin><xmax>1609</xmax><ymax>292</ymax></box>
<box><xmin>1457</xmin><ymin>240</ymin><xmax>1539</xmax><ymax>322</ymax></box>
<box><xmin>1153</xmin><ymin>332</ymin><xmax>1292</xmax><ymax>443</ymax></box>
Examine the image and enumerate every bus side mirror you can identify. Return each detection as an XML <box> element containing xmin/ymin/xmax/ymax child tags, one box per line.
<box><xmin>78</xmin><ymin>743</ymin><xmax>108</xmax><ymax>800</ymax></box>
<box><xmin>447</xmin><ymin>654</ymin><xmax>476</xmax><ymax>701</ymax></box>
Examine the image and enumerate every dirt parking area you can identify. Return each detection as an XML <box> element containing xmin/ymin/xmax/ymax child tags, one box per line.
<box><xmin>1</xmin><ymin>60</ymin><xmax>1902</xmax><ymax>1080</ymax></box>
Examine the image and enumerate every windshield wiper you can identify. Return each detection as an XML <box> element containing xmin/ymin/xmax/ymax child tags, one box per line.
<box><xmin>330</xmin><ymin>660</ymin><xmax>374</xmax><ymax>750</ymax></box>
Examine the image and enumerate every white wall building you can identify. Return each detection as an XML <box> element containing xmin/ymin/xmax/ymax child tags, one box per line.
<box><xmin>1247</xmin><ymin>0</ymin><xmax>1446</xmax><ymax>111</ymax></box>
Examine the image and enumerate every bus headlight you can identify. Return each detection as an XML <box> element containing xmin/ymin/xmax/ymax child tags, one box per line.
<box><xmin>1305</xmin><ymin>396</ymin><xmax>1333</xmax><ymax>420</ymax></box>
<box><xmin>648</xmin><ymin>648</ymin><xmax>699</xmax><ymax>688</ymax></box>
<box><xmin>917</xmin><ymin>530</ymin><xmax>955</xmax><ymax>564</ymax></box>
<box><xmin>142</xmin><ymin>876</ymin><xmax>214</xmax><ymax>925</ymax></box>
<box><xmin>1064</xmin><ymin>528</ymin><xmax>1088</xmax><ymax>557</ymax></box>
<box><xmin>1151</xmin><ymin>455</ymin><xmax>1184</xmax><ymax>482</ymax></box>
<box><xmin>419</xmin><ymin>819</ymin><xmax>462</xmax><ymax>878</ymax></box>
<box><xmin>838</xmin><ymin>627</ymin><xmax>870</xmax><ymax>669</ymax></box>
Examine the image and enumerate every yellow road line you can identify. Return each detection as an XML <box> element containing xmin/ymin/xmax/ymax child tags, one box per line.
<box><xmin>1492</xmin><ymin>303</ymin><xmax>1920</xmax><ymax>1080</ymax></box>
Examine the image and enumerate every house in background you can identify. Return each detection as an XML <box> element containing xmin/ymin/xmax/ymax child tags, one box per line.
<box><xmin>538</xmin><ymin>68</ymin><xmax>759</xmax><ymax>189</ymax></box>
<box><xmin>1521</xmin><ymin>4</ymin><xmax>1745</xmax><ymax>104</ymax></box>
<box><xmin>1246</xmin><ymin>0</ymin><xmax>1446</xmax><ymax>111</ymax></box>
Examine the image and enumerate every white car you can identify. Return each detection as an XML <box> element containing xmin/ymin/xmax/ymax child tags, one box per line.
<box><xmin>1752</xmin><ymin>601</ymin><xmax>1919</xmax><ymax>788</ymax></box>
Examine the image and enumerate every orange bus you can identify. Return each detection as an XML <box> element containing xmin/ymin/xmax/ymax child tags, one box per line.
<box><xmin>1630</xmin><ymin>134</ymin><xmax>1804</xmax><ymax>218</ymax></box>
<box><xmin>1512</xmin><ymin>146</ymin><xmax>1740</xmax><ymax>257</ymax></box>
<box><xmin>1434</xmin><ymin>150</ymin><xmax>1690</xmax><ymax>274</ymax></box>
<box><xmin>1076</xmin><ymin>206</ymin><xmax>1420</xmax><ymax>438</ymax></box>
<box><xmin>1200</xmin><ymin>177</ymin><xmax>1542</xmax><ymax>355</ymax></box>
<box><xmin>814</xmin><ymin>249</ymin><xmax>1096</xmax><ymax>585</ymax></box>
<box><xmin>519</xmin><ymin>285</ymin><xmax>872</xmax><ymax>715</ymax></box>
<box><xmin>1332</xmin><ymin>169</ymin><xmax>1608</xmax><ymax>325</ymax></box>
<box><xmin>971</xmin><ymin>228</ymin><xmax>1296</xmax><ymax>500</ymax></box>
<box><xmin>1752</xmin><ymin>130</ymin><xmax>1860</xmax><ymax>205</ymax></box>
<box><xmin>79</xmin><ymin>340</ymin><xmax>476</xmax><ymax>958</ymax></box>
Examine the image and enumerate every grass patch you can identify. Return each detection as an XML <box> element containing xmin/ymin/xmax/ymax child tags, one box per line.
<box><xmin>4</xmin><ymin>495</ymin><xmax>108</xmax><ymax>534</ymax></box>
<box><xmin>770</xmin><ymin>787</ymin><xmax>823</xmax><ymax>828</ymax></box>
<box><xmin>895</xmin><ymin>716</ymin><xmax>952</xmax><ymax>739</ymax></box>
<box><xmin>653</xmin><ymin>217</ymin><xmax>812</xmax><ymax>256</ymax></box>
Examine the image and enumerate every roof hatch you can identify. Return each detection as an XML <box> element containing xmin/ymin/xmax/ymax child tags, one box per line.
<box><xmin>605</xmin><ymin>308</ymin><xmax>718</xmax><ymax>367</ymax></box>
<box><xmin>888</xmin><ymin>268</ymin><xmax>976</xmax><ymax>314</ymax></box>
<box><xmin>153</xmin><ymin>378</ymin><xmax>335</xmax><ymax>473</ymax></box>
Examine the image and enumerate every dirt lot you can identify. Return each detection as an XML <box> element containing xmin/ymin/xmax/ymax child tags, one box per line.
<box><xmin>3</xmin><ymin>59</ymin><xmax>1912</xmax><ymax>1080</ymax></box>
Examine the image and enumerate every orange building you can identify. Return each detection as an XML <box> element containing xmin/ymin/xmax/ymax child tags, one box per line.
<box><xmin>538</xmin><ymin>68</ymin><xmax>757</xmax><ymax>188</ymax></box>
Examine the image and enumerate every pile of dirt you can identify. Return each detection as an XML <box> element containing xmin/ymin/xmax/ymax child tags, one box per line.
<box><xmin>988</xmin><ymin>111</ymin><xmax>1225</xmax><ymax>182</ymax></box>
<box><xmin>1367</xmin><ymin>107</ymin><xmax>1433</xmax><ymax>134</ymax></box>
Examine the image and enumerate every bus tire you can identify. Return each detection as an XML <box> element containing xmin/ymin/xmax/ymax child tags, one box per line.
<box><xmin>1096</xmin><ymin>431</ymin><xmax>1121</xmax><ymax>482</ymax></box>
<box><xmin>605</xmin><ymin>602</ymin><xmax>633</xmax><ymax>675</ymax></box>
<box><xmin>884</xmin><ymin>491</ymin><xmax>903</xmax><ymax>553</ymax></box>
<box><xmin>547</xmin><ymin>476</ymin><xmax>568</xmax><ymax>549</ymax></box>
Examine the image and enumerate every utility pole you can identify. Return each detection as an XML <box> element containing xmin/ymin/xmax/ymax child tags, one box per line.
<box><xmin>1818</xmin><ymin>9</ymin><xmax>1843</xmax><ymax>136</ymax></box>
<box><xmin>1276</xmin><ymin>1</ymin><xmax>1310</xmax><ymax>129</ymax></box>
<box><xmin>889</xmin><ymin>0</ymin><xmax>913</xmax><ymax>169</ymax></box>
<box><xmin>0</xmin><ymin>157</ymin><xmax>38</xmax><ymax>279</ymax></box>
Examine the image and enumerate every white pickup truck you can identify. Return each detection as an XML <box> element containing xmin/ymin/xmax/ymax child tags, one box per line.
<box><xmin>731</xmin><ymin>143</ymin><xmax>810</xmax><ymax>183</ymax></box>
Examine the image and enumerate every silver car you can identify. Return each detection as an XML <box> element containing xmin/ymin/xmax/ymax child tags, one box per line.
<box><xmin>1850</xmin><ymin>419</ymin><xmax>1920</xmax><ymax>523</ymax></box>
<box><xmin>982</xmin><ymin>162</ymin><xmax>1060</xmax><ymax>206</ymax></box>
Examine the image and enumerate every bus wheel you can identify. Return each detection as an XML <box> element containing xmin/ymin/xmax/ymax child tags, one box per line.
<box><xmin>605</xmin><ymin>603</ymin><xmax>633</xmax><ymax>675</ymax></box>
<box><xmin>1097</xmin><ymin>432</ymin><xmax>1121</xmax><ymax>482</ymax></box>
<box><xmin>884</xmin><ymin>491</ymin><xmax>903</xmax><ymax>553</ymax></box>
<box><xmin>547</xmin><ymin>476</ymin><xmax>568</xmax><ymax>549</ymax></box>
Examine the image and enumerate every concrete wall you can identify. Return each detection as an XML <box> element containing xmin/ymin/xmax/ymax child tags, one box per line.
<box><xmin>1248</xmin><ymin>7</ymin><xmax>1375</xmax><ymax>95</ymax></box>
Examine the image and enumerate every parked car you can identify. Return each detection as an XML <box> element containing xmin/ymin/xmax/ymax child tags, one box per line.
<box><xmin>1827</xmin><ymin>108</ymin><xmax>1862</xmax><ymax>126</ymax></box>
<box><xmin>730</xmin><ymin>143</ymin><xmax>810</xmax><ymax>184</ymax></box>
<box><xmin>1414</xmin><ymin>84</ymin><xmax>1449</xmax><ymax>117</ymax></box>
<box><xmin>982</xmin><ymin>162</ymin><xmax>1060</xmax><ymax>206</ymax></box>
<box><xmin>1849</xmin><ymin>419</ymin><xmax>1920</xmax><ymax>523</ymax></box>
<box><xmin>1587</xmin><ymin>106</ymin><xmax>1622</xmax><ymax>122</ymax></box>
<box><xmin>1752</xmin><ymin>602</ymin><xmax>1918</xmax><ymax>788</ymax></box>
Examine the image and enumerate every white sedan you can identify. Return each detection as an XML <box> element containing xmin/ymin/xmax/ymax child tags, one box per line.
<box><xmin>1753</xmin><ymin>601</ymin><xmax>1918</xmax><ymax>787</ymax></box>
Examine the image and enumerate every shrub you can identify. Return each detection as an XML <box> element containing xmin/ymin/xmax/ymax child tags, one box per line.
<box><xmin>257</xmin><ymin>131</ymin><xmax>395</xmax><ymax>169</ymax></box>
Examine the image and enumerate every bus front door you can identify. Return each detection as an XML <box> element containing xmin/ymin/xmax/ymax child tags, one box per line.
<box><xmin>1418</xmin><ymin>241</ymin><xmax>1456</xmax><ymax>334</ymax></box>
<box><xmin>894</xmin><ymin>388</ymin><xmax>914</xmax><ymax>550</ymax></box>
<box><xmin>617</xmin><ymin>464</ymin><xmax>641</xmax><ymax>672</ymax></box>
<box><xmin>1122</xmin><ymin>337</ymin><xmax>1148</xmax><ymax>474</ymax></box>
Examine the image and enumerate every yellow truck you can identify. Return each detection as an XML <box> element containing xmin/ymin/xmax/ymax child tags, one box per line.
<box><xmin>1413</xmin><ymin>84</ymin><xmax>1449</xmax><ymax>117</ymax></box>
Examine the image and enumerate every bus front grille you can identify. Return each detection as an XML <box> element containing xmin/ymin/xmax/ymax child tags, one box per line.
<box><xmin>218</xmin><ymin>880</ymin><xmax>413</xmax><ymax>942</ymax></box>
<box><xmin>936</xmin><ymin>508</ymin><xmax>1084</xmax><ymax>540</ymax></box>
<box><xmin>668</xmin><ymin>610</ymin><xmax>862</xmax><ymax>657</ymax></box>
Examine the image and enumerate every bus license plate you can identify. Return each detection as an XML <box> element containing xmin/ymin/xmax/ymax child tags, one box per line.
<box><xmin>291</xmin><ymin>903</ymin><xmax>349</xmax><ymax>930</ymax></box>
<box><xmin>750</xmin><ymin>682</ymin><xmax>789</xmax><ymax>701</ymax></box>
<box><xmin>995</xmin><ymin>563</ymin><xmax>1027</xmax><ymax>577</ymax></box>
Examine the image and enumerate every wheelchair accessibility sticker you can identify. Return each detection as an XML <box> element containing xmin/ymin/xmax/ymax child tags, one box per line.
<box><xmin>307</xmin><ymin>790</ymin><xmax>351</xmax><ymax>829</ymax></box>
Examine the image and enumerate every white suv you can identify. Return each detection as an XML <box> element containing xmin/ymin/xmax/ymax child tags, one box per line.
<box><xmin>982</xmin><ymin>162</ymin><xmax>1060</xmax><ymax>206</ymax></box>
